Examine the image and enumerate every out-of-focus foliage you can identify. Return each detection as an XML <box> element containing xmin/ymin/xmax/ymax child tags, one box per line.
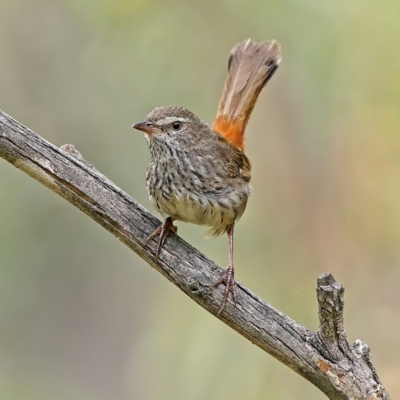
<box><xmin>1</xmin><ymin>0</ymin><xmax>400</xmax><ymax>399</ymax></box>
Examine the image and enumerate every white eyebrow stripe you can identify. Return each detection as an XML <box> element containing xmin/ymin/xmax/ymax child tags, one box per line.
<box><xmin>158</xmin><ymin>116</ymin><xmax>188</xmax><ymax>125</ymax></box>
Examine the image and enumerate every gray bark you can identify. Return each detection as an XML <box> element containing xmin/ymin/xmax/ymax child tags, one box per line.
<box><xmin>0</xmin><ymin>110</ymin><xmax>390</xmax><ymax>399</ymax></box>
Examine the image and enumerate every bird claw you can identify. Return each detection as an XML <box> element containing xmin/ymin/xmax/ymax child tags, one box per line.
<box><xmin>145</xmin><ymin>217</ymin><xmax>177</xmax><ymax>258</ymax></box>
<box><xmin>211</xmin><ymin>264</ymin><xmax>236</xmax><ymax>315</ymax></box>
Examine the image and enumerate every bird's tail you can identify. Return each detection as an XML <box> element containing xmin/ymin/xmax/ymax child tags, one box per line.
<box><xmin>213</xmin><ymin>39</ymin><xmax>282</xmax><ymax>150</ymax></box>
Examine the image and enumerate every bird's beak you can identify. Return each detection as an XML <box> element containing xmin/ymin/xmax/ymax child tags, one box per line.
<box><xmin>132</xmin><ymin>121</ymin><xmax>161</xmax><ymax>135</ymax></box>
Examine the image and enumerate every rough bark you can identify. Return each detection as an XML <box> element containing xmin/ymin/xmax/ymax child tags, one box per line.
<box><xmin>0</xmin><ymin>110</ymin><xmax>390</xmax><ymax>399</ymax></box>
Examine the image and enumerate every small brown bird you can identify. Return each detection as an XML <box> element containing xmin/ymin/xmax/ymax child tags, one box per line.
<box><xmin>133</xmin><ymin>39</ymin><xmax>281</xmax><ymax>314</ymax></box>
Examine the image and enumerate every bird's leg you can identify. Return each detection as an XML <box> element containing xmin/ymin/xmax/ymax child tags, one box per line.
<box><xmin>145</xmin><ymin>217</ymin><xmax>177</xmax><ymax>258</ymax></box>
<box><xmin>211</xmin><ymin>224</ymin><xmax>236</xmax><ymax>315</ymax></box>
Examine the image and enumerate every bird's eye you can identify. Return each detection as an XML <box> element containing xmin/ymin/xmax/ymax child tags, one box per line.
<box><xmin>172</xmin><ymin>121</ymin><xmax>182</xmax><ymax>130</ymax></box>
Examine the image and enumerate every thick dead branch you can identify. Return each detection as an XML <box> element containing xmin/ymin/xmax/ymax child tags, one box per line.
<box><xmin>0</xmin><ymin>110</ymin><xmax>390</xmax><ymax>400</ymax></box>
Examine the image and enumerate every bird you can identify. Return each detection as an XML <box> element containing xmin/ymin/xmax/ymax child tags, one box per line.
<box><xmin>132</xmin><ymin>39</ymin><xmax>282</xmax><ymax>314</ymax></box>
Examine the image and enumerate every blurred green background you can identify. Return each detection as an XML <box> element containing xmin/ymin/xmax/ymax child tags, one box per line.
<box><xmin>1</xmin><ymin>0</ymin><xmax>400</xmax><ymax>399</ymax></box>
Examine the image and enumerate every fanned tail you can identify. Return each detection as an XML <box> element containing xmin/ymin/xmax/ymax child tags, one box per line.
<box><xmin>213</xmin><ymin>39</ymin><xmax>282</xmax><ymax>150</ymax></box>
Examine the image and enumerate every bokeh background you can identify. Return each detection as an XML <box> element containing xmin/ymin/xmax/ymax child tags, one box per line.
<box><xmin>1</xmin><ymin>0</ymin><xmax>400</xmax><ymax>399</ymax></box>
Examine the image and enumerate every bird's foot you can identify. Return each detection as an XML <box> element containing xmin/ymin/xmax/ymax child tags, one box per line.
<box><xmin>145</xmin><ymin>217</ymin><xmax>177</xmax><ymax>258</ymax></box>
<box><xmin>211</xmin><ymin>264</ymin><xmax>236</xmax><ymax>315</ymax></box>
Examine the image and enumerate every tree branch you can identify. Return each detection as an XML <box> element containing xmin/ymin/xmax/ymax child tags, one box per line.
<box><xmin>0</xmin><ymin>110</ymin><xmax>390</xmax><ymax>400</ymax></box>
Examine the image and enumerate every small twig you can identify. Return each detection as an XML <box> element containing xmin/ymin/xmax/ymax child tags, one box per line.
<box><xmin>0</xmin><ymin>110</ymin><xmax>390</xmax><ymax>400</ymax></box>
